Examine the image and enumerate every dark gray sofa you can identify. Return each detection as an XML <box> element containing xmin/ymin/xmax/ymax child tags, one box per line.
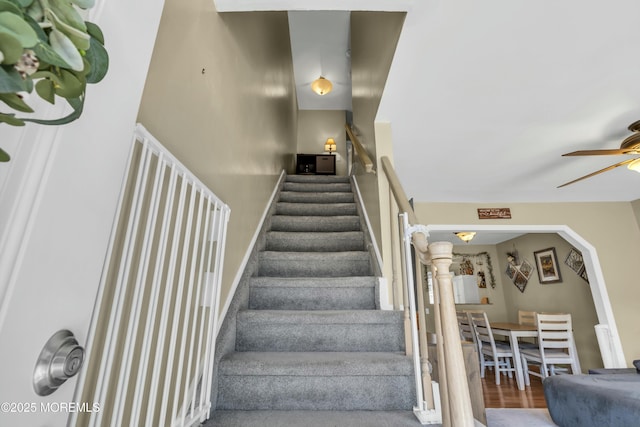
<box><xmin>543</xmin><ymin>373</ymin><xmax>640</xmax><ymax>427</ymax></box>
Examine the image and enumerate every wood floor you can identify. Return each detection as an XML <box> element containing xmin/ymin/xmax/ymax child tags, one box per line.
<box><xmin>481</xmin><ymin>369</ymin><xmax>548</xmax><ymax>408</ymax></box>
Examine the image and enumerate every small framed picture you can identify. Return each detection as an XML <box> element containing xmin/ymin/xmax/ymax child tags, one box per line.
<box><xmin>579</xmin><ymin>266</ymin><xmax>589</xmax><ymax>283</ymax></box>
<box><xmin>533</xmin><ymin>247</ymin><xmax>562</xmax><ymax>284</ymax></box>
<box><xmin>513</xmin><ymin>271</ymin><xmax>528</xmax><ymax>293</ymax></box>
<box><xmin>505</xmin><ymin>263</ymin><xmax>517</xmax><ymax>280</ymax></box>
<box><xmin>564</xmin><ymin>248</ymin><xmax>584</xmax><ymax>274</ymax></box>
<box><xmin>518</xmin><ymin>259</ymin><xmax>533</xmax><ymax>280</ymax></box>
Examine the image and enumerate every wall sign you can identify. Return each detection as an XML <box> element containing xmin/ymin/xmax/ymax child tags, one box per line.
<box><xmin>477</xmin><ymin>208</ymin><xmax>511</xmax><ymax>219</ymax></box>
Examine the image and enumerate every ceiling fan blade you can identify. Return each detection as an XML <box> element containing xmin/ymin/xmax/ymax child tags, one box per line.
<box><xmin>557</xmin><ymin>158</ymin><xmax>636</xmax><ymax>188</ymax></box>
<box><xmin>562</xmin><ymin>148</ymin><xmax>637</xmax><ymax>156</ymax></box>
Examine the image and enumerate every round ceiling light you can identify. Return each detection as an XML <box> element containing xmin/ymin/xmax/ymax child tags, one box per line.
<box><xmin>311</xmin><ymin>77</ymin><xmax>333</xmax><ymax>96</ymax></box>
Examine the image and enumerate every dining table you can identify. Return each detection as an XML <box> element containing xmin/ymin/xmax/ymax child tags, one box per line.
<box><xmin>490</xmin><ymin>322</ymin><xmax>538</xmax><ymax>391</ymax></box>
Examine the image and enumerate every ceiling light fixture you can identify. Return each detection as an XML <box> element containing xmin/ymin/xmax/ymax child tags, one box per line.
<box><xmin>627</xmin><ymin>158</ymin><xmax>640</xmax><ymax>173</ymax></box>
<box><xmin>311</xmin><ymin>76</ymin><xmax>333</xmax><ymax>96</ymax></box>
<box><xmin>455</xmin><ymin>231</ymin><xmax>476</xmax><ymax>243</ymax></box>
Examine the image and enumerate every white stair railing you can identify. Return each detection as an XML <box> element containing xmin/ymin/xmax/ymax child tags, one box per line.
<box><xmin>380</xmin><ymin>155</ymin><xmax>475</xmax><ymax>427</ymax></box>
<box><xmin>71</xmin><ymin>124</ymin><xmax>230</xmax><ymax>427</ymax></box>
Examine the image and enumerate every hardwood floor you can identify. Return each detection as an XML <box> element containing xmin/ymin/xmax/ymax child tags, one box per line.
<box><xmin>481</xmin><ymin>369</ymin><xmax>548</xmax><ymax>408</ymax></box>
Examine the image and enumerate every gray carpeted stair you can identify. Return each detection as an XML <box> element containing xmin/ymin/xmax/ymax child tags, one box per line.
<box><xmin>209</xmin><ymin>174</ymin><xmax>414</xmax><ymax>420</ymax></box>
<box><xmin>248</xmin><ymin>276</ymin><xmax>376</xmax><ymax>310</ymax></box>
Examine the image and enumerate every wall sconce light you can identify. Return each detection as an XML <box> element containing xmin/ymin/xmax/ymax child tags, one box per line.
<box><xmin>627</xmin><ymin>158</ymin><xmax>640</xmax><ymax>173</ymax></box>
<box><xmin>454</xmin><ymin>231</ymin><xmax>476</xmax><ymax>243</ymax></box>
<box><xmin>311</xmin><ymin>76</ymin><xmax>333</xmax><ymax>95</ymax></box>
<box><xmin>324</xmin><ymin>138</ymin><xmax>336</xmax><ymax>154</ymax></box>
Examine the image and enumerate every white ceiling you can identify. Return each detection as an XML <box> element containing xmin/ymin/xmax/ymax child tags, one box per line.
<box><xmin>378</xmin><ymin>1</ymin><xmax>640</xmax><ymax>203</ymax></box>
<box><xmin>427</xmin><ymin>230</ymin><xmax>524</xmax><ymax>247</ymax></box>
<box><xmin>216</xmin><ymin>0</ymin><xmax>640</xmax><ymax>203</ymax></box>
<box><xmin>288</xmin><ymin>11</ymin><xmax>352</xmax><ymax>111</ymax></box>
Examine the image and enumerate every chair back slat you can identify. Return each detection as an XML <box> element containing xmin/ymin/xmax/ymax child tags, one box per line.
<box><xmin>518</xmin><ymin>310</ymin><xmax>537</xmax><ymax>326</ymax></box>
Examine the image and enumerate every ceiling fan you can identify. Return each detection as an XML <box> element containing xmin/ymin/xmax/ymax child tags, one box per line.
<box><xmin>558</xmin><ymin>120</ymin><xmax>640</xmax><ymax>188</ymax></box>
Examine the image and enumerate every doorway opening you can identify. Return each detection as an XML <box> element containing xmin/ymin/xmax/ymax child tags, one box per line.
<box><xmin>425</xmin><ymin>223</ymin><xmax>625</xmax><ymax>369</ymax></box>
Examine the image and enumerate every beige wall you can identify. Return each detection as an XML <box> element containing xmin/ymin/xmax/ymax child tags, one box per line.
<box><xmin>415</xmin><ymin>201</ymin><xmax>640</xmax><ymax>368</ymax></box>
<box><xmin>632</xmin><ymin>199</ymin><xmax>640</xmax><ymax>230</ymax></box>
<box><xmin>449</xmin><ymin>244</ymin><xmax>509</xmax><ymax>322</ymax></box>
<box><xmin>350</xmin><ymin>12</ymin><xmax>405</xmax><ymax>282</ymax></box>
<box><xmin>297</xmin><ymin>110</ymin><xmax>348</xmax><ymax>176</ymax></box>
<box><xmin>137</xmin><ymin>4</ymin><xmax>297</xmax><ymax>312</ymax></box>
<box><xmin>497</xmin><ymin>233</ymin><xmax>601</xmax><ymax>371</ymax></box>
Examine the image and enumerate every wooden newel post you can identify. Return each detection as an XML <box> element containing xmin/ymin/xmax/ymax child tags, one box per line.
<box><xmin>429</xmin><ymin>242</ymin><xmax>475</xmax><ymax>427</ymax></box>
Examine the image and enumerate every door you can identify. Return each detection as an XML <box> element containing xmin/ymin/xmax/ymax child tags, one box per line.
<box><xmin>0</xmin><ymin>0</ymin><xmax>165</xmax><ymax>425</ymax></box>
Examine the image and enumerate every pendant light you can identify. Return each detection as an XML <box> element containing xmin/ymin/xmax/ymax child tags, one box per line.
<box><xmin>311</xmin><ymin>77</ymin><xmax>333</xmax><ymax>96</ymax></box>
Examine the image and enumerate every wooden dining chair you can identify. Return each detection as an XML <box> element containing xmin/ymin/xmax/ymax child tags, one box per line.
<box><xmin>518</xmin><ymin>310</ymin><xmax>537</xmax><ymax>326</ymax></box>
<box><xmin>517</xmin><ymin>309</ymin><xmax>539</xmax><ymax>349</ymax></box>
<box><xmin>468</xmin><ymin>311</ymin><xmax>516</xmax><ymax>385</ymax></box>
<box><xmin>520</xmin><ymin>313</ymin><xmax>581</xmax><ymax>386</ymax></box>
<box><xmin>456</xmin><ymin>311</ymin><xmax>477</xmax><ymax>344</ymax></box>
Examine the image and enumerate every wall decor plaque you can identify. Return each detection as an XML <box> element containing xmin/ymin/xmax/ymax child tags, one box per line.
<box><xmin>477</xmin><ymin>208</ymin><xmax>511</xmax><ymax>219</ymax></box>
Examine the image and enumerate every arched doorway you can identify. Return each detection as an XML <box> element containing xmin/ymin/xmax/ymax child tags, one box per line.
<box><xmin>425</xmin><ymin>223</ymin><xmax>625</xmax><ymax>369</ymax></box>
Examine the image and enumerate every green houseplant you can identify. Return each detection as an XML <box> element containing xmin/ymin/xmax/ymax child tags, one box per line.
<box><xmin>0</xmin><ymin>0</ymin><xmax>109</xmax><ymax>161</ymax></box>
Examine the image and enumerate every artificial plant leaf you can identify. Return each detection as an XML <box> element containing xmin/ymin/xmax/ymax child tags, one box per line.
<box><xmin>0</xmin><ymin>0</ymin><xmax>23</xmax><ymax>16</ymax></box>
<box><xmin>35</xmin><ymin>77</ymin><xmax>54</xmax><ymax>103</ymax></box>
<box><xmin>45</xmin><ymin>9</ymin><xmax>90</xmax><ymax>51</ymax></box>
<box><xmin>48</xmin><ymin>0</ymin><xmax>86</xmax><ymax>32</ymax></box>
<box><xmin>0</xmin><ymin>64</ymin><xmax>27</xmax><ymax>92</ymax></box>
<box><xmin>0</xmin><ymin>111</ymin><xmax>24</xmax><ymax>125</ymax></box>
<box><xmin>0</xmin><ymin>146</ymin><xmax>10</xmax><ymax>160</ymax></box>
<box><xmin>54</xmin><ymin>68</ymin><xmax>83</xmax><ymax>98</ymax></box>
<box><xmin>13</xmin><ymin>0</ymin><xmax>33</xmax><ymax>8</ymax></box>
<box><xmin>20</xmin><ymin>94</ymin><xmax>82</xmax><ymax>125</ymax></box>
<box><xmin>0</xmin><ymin>30</ymin><xmax>22</xmax><ymax>63</ymax></box>
<box><xmin>84</xmin><ymin>36</ymin><xmax>107</xmax><ymax>83</ymax></box>
<box><xmin>32</xmin><ymin>39</ymin><xmax>71</xmax><ymax>68</ymax></box>
<box><xmin>0</xmin><ymin>11</ymin><xmax>38</xmax><ymax>47</ymax></box>
<box><xmin>70</xmin><ymin>0</ymin><xmax>94</xmax><ymax>9</ymax></box>
<box><xmin>49</xmin><ymin>28</ymin><xmax>83</xmax><ymax>71</ymax></box>
<box><xmin>0</xmin><ymin>91</ymin><xmax>33</xmax><ymax>112</ymax></box>
<box><xmin>25</xmin><ymin>0</ymin><xmax>42</xmax><ymax>22</ymax></box>
<box><xmin>31</xmin><ymin>69</ymin><xmax>61</xmax><ymax>85</ymax></box>
<box><xmin>23</xmin><ymin>12</ymin><xmax>47</xmax><ymax>42</ymax></box>
<box><xmin>84</xmin><ymin>21</ymin><xmax>103</xmax><ymax>45</ymax></box>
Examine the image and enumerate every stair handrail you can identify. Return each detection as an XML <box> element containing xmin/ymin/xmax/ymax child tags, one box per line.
<box><xmin>345</xmin><ymin>124</ymin><xmax>375</xmax><ymax>174</ymax></box>
<box><xmin>380</xmin><ymin>155</ymin><xmax>475</xmax><ymax>427</ymax></box>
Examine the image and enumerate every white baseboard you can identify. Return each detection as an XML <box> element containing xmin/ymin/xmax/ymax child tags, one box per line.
<box><xmin>216</xmin><ymin>170</ymin><xmax>285</xmax><ymax>335</ymax></box>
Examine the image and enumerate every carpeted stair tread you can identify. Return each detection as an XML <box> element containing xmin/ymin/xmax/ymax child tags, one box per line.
<box><xmin>286</xmin><ymin>175</ymin><xmax>351</xmax><ymax>183</ymax></box>
<box><xmin>283</xmin><ymin>182</ymin><xmax>352</xmax><ymax>193</ymax></box>
<box><xmin>270</xmin><ymin>215</ymin><xmax>361</xmax><ymax>232</ymax></box>
<box><xmin>258</xmin><ymin>251</ymin><xmax>372</xmax><ymax>277</ymax></box>
<box><xmin>275</xmin><ymin>202</ymin><xmax>357</xmax><ymax>216</ymax></box>
<box><xmin>265</xmin><ymin>231</ymin><xmax>365</xmax><ymax>252</ymax></box>
<box><xmin>279</xmin><ymin>191</ymin><xmax>355</xmax><ymax>204</ymax></box>
<box><xmin>204</xmin><ymin>410</ymin><xmax>424</xmax><ymax>427</ymax></box>
<box><xmin>219</xmin><ymin>351</ymin><xmax>412</xmax><ymax>376</ymax></box>
<box><xmin>249</xmin><ymin>276</ymin><xmax>376</xmax><ymax>288</ymax></box>
<box><xmin>237</xmin><ymin>309</ymin><xmax>402</xmax><ymax>324</ymax></box>
<box><xmin>248</xmin><ymin>276</ymin><xmax>377</xmax><ymax>310</ymax></box>
<box><xmin>236</xmin><ymin>310</ymin><xmax>404</xmax><ymax>352</ymax></box>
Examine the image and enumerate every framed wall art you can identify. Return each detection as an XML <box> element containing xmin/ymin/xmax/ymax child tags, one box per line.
<box><xmin>519</xmin><ymin>258</ymin><xmax>533</xmax><ymax>280</ymax></box>
<box><xmin>513</xmin><ymin>271</ymin><xmax>529</xmax><ymax>293</ymax></box>
<box><xmin>564</xmin><ymin>247</ymin><xmax>584</xmax><ymax>274</ymax></box>
<box><xmin>533</xmin><ymin>247</ymin><xmax>562</xmax><ymax>284</ymax></box>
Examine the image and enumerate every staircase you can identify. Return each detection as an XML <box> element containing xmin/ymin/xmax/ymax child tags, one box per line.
<box><xmin>206</xmin><ymin>174</ymin><xmax>418</xmax><ymax>425</ymax></box>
